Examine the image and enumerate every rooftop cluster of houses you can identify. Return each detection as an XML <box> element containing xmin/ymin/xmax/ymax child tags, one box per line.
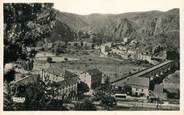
<box><xmin>100</xmin><ymin>41</ymin><xmax>167</xmax><ymax>65</ymax></box>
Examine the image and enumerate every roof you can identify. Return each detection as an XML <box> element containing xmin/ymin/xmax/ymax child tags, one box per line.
<box><xmin>44</xmin><ymin>64</ymin><xmax>79</xmax><ymax>81</ymax></box>
<box><xmin>66</xmin><ymin>69</ymin><xmax>81</xmax><ymax>76</ymax></box>
<box><xmin>56</xmin><ymin>77</ymin><xmax>78</xmax><ymax>89</ymax></box>
<box><xmin>65</xmin><ymin>70</ymin><xmax>79</xmax><ymax>79</ymax></box>
<box><xmin>44</xmin><ymin>64</ymin><xmax>65</xmax><ymax>76</ymax></box>
<box><xmin>85</xmin><ymin>68</ymin><xmax>102</xmax><ymax>77</ymax></box>
<box><xmin>125</xmin><ymin>76</ymin><xmax>149</xmax><ymax>87</ymax></box>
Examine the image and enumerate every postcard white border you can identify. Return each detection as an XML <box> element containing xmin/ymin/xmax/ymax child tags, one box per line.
<box><xmin>1</xmin><ymin>0</ymin><xmax>184</xmax><ymax>115</ymax></box>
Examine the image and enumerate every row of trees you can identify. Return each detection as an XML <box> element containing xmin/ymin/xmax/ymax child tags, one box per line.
<box><xmin>3</xmin><ymin>3</ymin><xmax>56</xmax><ymax>110</ymax></box>
<box><xmin>4</xmin><ymin>3</ymin><xmax>56</xmax><ymax>64</ymax></box>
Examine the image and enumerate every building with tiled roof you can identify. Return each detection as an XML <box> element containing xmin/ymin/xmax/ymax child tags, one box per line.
<box><xmin>114</xmin><ymin>76</ymin><xmax>150</xmax><ymax>97</ymax></box>
<box><xmin>41</xmin><ymin>64</ymin><xmax>79</xmax><ymax>83</ymax></box>
<box><xmin>40</xmin><ymin>64</ymin><xmax>79</xmax><ymax>100</ymax></box>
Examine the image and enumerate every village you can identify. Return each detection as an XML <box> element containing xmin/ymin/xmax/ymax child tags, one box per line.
<box><xmin>5</xmin><ymin>34</ymin><xmax>180</xmax><ymax>110</ymax></box>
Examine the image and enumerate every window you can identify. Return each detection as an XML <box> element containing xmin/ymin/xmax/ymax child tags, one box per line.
<box><xmin>141</xmin><ymin>89</ymin><xmax>144</xmax><ymax>92</ymax></box>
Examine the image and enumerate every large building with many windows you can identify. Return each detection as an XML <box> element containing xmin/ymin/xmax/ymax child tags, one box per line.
<box><xmin>40</xmin><ymin>64</ymin><xmax>79</xmax><ymax>100</ymax></box>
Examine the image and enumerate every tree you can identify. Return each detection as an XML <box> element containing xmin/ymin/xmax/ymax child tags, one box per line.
<box><xmin>3</xmin><ymin>3</ymin><xmax>56</xmax><ymax>110</ymax></box>
<box><xmin>74</xmin><ymin>98</ymin><xmax>96</xmax><ymax>111</ymax></box>
<box><xmin>104</xmin><ymin>77</ymin><xmax>110</xmax><ymax>86</ymax></box>
<box><xmin>4</xmin><ymin>3</ymin><xmax>56</xmax><ymax>64</ymax></box>
<box><xmin>91</xmin><ymin>44</ymin><xmax>95</xmax><ymax>49</ymax></box>
<box><xmin>123</xmin><ymin>85</ymin><xmax>132</xmax><ymax>95</ymax></box>
<box><xmin>64</xmin><ymin>57</ymin><xmax>68</xmax><ymax>61</ymax></box>
<box><xmin>3</xmin><ymin>80</ymin><xmax>14</xmax><ymax>110</ymax></box>
<box><xmin>77</xmin><ymin>81</ymin><xmax>89</xmax><ymax>96</ymax></box>
<box><xmin>47</xmin><ymin>57</ymin><xmax>52</xmax><ymax>63</ymax></box>
<box><xmin>80</xmin><ymin>41</ymin><xmax>84</xmax><ymax>47</ymax></box>
<box><xmin>101</xmin><ymin>95</ymin><xmax>116</xmax><ymax>110</ymax></box>
<box><xmin>102</xmin><ymin>76</ymin><xmax>111</xmax><ymax>91</ymax></box>
<box><xmin>93</xmin><ymin>90</ymin><xmax>105</xmax><ymax>101</ymax></box>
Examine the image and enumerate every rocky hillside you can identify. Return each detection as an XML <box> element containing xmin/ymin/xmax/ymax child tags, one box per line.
<box><xmin>51</xmin><ymin>8</ymin><xmax>179</xmax><ymax>52</ymax></box>
<box><xmin>49</xmin><ymin>20</ymin><xmax>76</xmax><ymax>42</ymax></box>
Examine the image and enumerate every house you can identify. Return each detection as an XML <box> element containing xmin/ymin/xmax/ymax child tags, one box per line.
<box><xmin>113</xmin><ymin>76</ymin><xmax>150</xmax><ymax>97</ymax></box>
<box><xmin>41</xmin><ymin>64</ymin><xmax>79</xmax><ymax>83</ymax></box>
<box><xmin>123</xmin><ymin>37</ymin><xmax>129</xmax><ymax>43</ymax></box>
<box><xmin>100</xmin><ymin>45</ymin><xmax>109</xmax><ymax>55</ymax></box>
<box><xmin>100</xmin><ymin>42</ymin><xmax>112</xmax><ymax>55</ymax></box>
<box><xmin>137</xmin><ymin>52</ymin><xmax>160</xmax><ymax>65</ymax></box>
<box><xmin>79</xmin><ymin>68</ymin><xmax>102</xmax><ymax>89</ymax></box>
<box><xmin>125</xmin><ymin>76</ymin><xmax>150</xmax><ymax>97</ymax></box>
<box><xmin>137</xmin><ymin>52</ymin><xmax>152</xmax><ymax>61</ymax></box>
<box><xmin>41</xmin><ymin>65</ymin><xmax>65</xmax><ymax>83</ymax></box>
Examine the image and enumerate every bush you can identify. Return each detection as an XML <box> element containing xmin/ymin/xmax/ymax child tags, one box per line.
<box><xmin>64</xmin><ymin>58</ymin><xmax>68</xmax><ymax>61</ymax></box>
<box><xmin>47</xmin><ymin>57</ymin><xmax>52</xmax><ymax>63</ymax></box>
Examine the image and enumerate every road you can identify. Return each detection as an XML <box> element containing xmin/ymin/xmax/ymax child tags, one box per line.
<box><xmin>116</xmin><ymin>101</ymin><xmax>179</xmax><ymax>110</ymax></box>
<box><xmin>93</xmin><ymin>100</ymin><xmax>179</xmax><ymax>110</ymax></box>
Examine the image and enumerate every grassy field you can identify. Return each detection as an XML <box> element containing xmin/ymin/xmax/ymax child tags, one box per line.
<box><xmin>56</xmin><ymin>50</ymin><xmax>150</xmax><ymax>82</ymax></box>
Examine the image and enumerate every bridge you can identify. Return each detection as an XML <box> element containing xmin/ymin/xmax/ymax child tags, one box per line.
<box><xmin>111</xmin><ymin>60</ymin><xmax>174</xmax><ymax>85</ymax></box>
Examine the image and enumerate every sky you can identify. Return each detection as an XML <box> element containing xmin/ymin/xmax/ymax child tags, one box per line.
<box><xmin>53</xmin><ymin>0</ymin><xmax>182</xmax><ymax>15</ymax></box>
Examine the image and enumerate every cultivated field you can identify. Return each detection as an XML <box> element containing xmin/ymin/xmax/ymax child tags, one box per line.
<box><xmin>56</xmin><ymin>50</ymin><xmax>150</xmax><ymax>82</ymax></box>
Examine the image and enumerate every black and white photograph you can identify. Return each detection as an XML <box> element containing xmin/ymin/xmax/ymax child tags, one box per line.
<box><xmin>2</xmin><ymin>0</ymin><xmax>182</xmax><ymax>112</ymax></box>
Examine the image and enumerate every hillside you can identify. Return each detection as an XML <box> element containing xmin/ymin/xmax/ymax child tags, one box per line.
<box><xmin>49</xmin><ymin>8</ymin><xmax>179</xmax><ymax>52</ymax></box>
<box><xmin>48</xmin><ymin>20</ymin><xmax>76</xmax><ymax>42</ymax></box>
